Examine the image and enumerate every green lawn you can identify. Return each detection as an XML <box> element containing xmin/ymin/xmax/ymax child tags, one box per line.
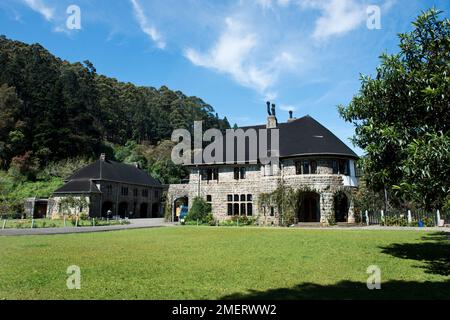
<box><xmin>0</xmin><ymin>227</ymin><xmax>449</xmax><ymax>300</ymax></box>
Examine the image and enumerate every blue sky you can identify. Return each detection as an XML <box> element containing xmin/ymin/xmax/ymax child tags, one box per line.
<box><xmin>1</xmin><ymin>0</ymin><xmax>449</xmax><ymax>155</ymax></box>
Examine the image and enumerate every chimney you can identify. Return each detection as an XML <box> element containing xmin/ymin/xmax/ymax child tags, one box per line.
<box><xmin>267</xmin><ymin>103</ymin><xmax>278</xmax><ymax>129</ymax></box>
<box><xmin>267</xmin><ymin>101</ymin><xmax>272</xmax><ymax>116</ymax></box>
<box><xmin>287</xmin><ymin>110</ymin><xmax>297</xmax><ymax>123</ymax></box>
<box><xmin>100</xmin><ymin>153</ymin><xmax>106</xmax><ymax>162</ymax></box>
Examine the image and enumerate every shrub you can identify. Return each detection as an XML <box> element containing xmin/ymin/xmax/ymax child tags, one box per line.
<box><xmin>186</xmin><ymin>197</ymin><xmax>211</xmax><ymax>223</ymax></box>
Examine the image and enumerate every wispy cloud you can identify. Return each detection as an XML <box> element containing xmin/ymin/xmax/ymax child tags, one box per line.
<box><xmin>301</xmin><ymin>0</ymin><xmax>369</xmax><ymax>40</ymax></box>
<box><xmin>23</xmin><ymin>0</ymin><xmax>54</xmax><ymax>21</ymax></box>
<box><xmin>185</xmin><ymin>7</ymin><xmax>301</xmax><ymax>100</ymax></box>
<box><xmin>129</xmin><ymin>0</ymin><xmax>165</xmax><ymax>49</ymax></box>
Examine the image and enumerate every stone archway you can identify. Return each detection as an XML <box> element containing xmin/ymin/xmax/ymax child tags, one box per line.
<box><xmin>118</xmin><ymin>202</ymin><xmax>128</xmax><ymax>218</ymax></box>
<box><xmin>298</xmin><ymin>192</ymin><xmax>321</xmax><ymax>222</ymax></box>
<box><xmin>102</xmin><ymin>201</ymin><xmax>114</xmax><ymax>218</ymax></box>
<box><xmin>173</xmin><ymin>197</ymin><xmax>189</xmax><ymax>222</ymax></box>
<box><xmin>151</xmin><ymin>203</ymin><xmax>160</xmax><ymax>218</ymax></box>
<box><xmin>140</xmin><ymin>203</ymin><xmax>148</xmax><ymax>218</ymax></box>
<box><xmin>334</xmin><ymin>192</ymin><xmax>349</xmax><ymax>223</ymax></box>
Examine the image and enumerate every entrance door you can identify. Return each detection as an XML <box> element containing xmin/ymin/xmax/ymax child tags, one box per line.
<box><xmin>298</xmin><ymin>192</ymin><xmax>320</xmax><ymax>222</ymax></box>
<box><xmin>334</xmin><ymin>193</ymin><xmax>349</xmax><ymax>223</ymax></box>
<box><xmin>118</xmin><ymin>202</ymin><xmax>128</xmax><ymax>218</ymax></box>
<box><xmin>140</xmin><ymin>203</ymin><xmax>148</xmax><ymax>218</ymax></box>
<box><xmin>151</xmin><ymin>203</ymin><xmax>160</xmax><ymax>218</ymax></box>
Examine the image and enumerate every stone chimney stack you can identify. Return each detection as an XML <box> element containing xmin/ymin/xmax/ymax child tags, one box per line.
<box><xmin>266</xmin><ymin>102</ymin><xmax>278</xmax><ymax>129</ymax></box>
<box><xmin>100</xmin><ymin>153</ymin><xmax>106</xmax><ymax>162</ymax></box>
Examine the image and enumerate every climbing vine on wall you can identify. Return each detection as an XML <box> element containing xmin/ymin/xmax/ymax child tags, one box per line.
<box><xmin>258</xmin><ymin>181</ymin><xmax>317</xmax><ymax>226</ymax></box>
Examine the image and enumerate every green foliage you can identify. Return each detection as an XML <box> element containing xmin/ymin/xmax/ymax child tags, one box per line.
<box><xmin>393</xmin><ymin>132</ymin><xmax>450</xmax><ymax>211</ymax></box>
<box><xmin>186</xmin><ymin>197</ymin><xmax>211</xmax><ymax>223</ymax></box>
<box><xmin>0</xmin><ymin>170</ymin><xmax>64</xmax><ymax>216</ymax></box>
<box><xmin>59</xmin><ymin>196</ymin><xmax>88</xmax><ymax>217</ymax></box>
<box><xmin>220</xmin><ymin>215</ymin><xmax>257</xmax><ymax>227</ymax></box>
<box><xmin>38</xmin><ymin>157</ymin><xmax>92</xmax><ymax>180</ymax></box>
<box><xmin>338</xmin><ymin>9</ymin><xmax>450</xmax><ymax>210</ymax></box>
<box><xmin>259</xmin><ymin>182</ymin><xmax>315</xmax><ymax>226</ymax></box>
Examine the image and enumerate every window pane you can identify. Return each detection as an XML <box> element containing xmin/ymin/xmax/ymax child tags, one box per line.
<box><xmin>241</xmin><ymin>203</ymin><xmax>246</xmax><ymax>215</ymax></box>
<box><xmin>240</xmin><ymin>167</ymin><xmax>246</xmax><ymax>179</ymax></box>
<box><xmin>303</xmin><ymin>161</ymin><xmax>310</xmax><ymax>174</ymax></box>
<box><xmin>247</xmin><ymin>194</ymin><xmax>253</xmax><ymax>202</ymax></box>
<box><xmin>227</xmin><ymin>195</ymin><xmax>233</xmax><ymax>202</ymax></box>
<box><xmin>311</xmin><ymin>161</ymin><xmax>317</xmax><ymax>174</ymax></box>
<box><xmin>206</xmin><ymin>195</ymin><xmax>212</xmax><ymax>202</ymax></box>
<box><xmin>227</xmin><ymin>204</ymin><xmax>233</xmax><ymax>215</ymax></box>
<box><xmin>247</xmin><ymin>204</ymin><xmax>253</xmax><ymax>216</ymax></box>
<box><xmin>233</xmin><ymin>204</ymin><xmax>240</xmax><ymax>215</ymax></box>
<box><xmin>240</xmin><ymin>194</ymin><xmax>246</xmax><ymax>202</ymax></box>
<box><xmin>234</xmin><ymin>168</ymin><xmax>240</xmax><ymax>180</ymax></box>
<box><xmin>234</xmin><ymin>194</ymin><xmax>239</xmax><ymax>202</ymax></box>
<box><xmin>332</xmin><ymin>160</ymin><xmax>338</xmax><ymax>174</ymax></box>
<box><xmin>295</xmin><ymin>162</ymin><xmax>302</xmax><ymax>175</ymax></box>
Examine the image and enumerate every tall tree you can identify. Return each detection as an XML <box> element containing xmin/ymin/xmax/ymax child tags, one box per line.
<box><xmin>339</xmin><ymin>9</ymin><xmax>450</xmax><ymax>210</ymax></box>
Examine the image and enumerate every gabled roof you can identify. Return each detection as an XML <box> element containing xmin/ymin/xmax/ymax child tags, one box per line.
<box><xmin>277</xmin><ymin>116</ymin><xmax>358</xmax><ymax>158</ymax></box>
<box><xmin>53</xmin><ymin>160</ymin><xmax>161</xmax><ymax>194</ymax></box>
<box><xmin>191</xmin><ymin>115</ymin><xmax>358</xmax><ymax>165</ymax></box>
<box><xmin>54</xmin><ymin>180</ymin><xmax>101</xmax><ymax>194</ymax></box>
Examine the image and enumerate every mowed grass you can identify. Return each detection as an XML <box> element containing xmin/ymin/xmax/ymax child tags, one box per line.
<box><xmin>0</xmin><ymin>227</ymin><xmax>449</xmax><ymax>300</ymax></box>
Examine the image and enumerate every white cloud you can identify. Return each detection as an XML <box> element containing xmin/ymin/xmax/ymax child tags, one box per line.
<box><xmin>301</xmin><ymin>0</ymin><xmax>367</xmax><ymax>40</ymax></box>
<box><xmin>185</xmin><ymin>13</ymin><xmax>300</xmax><ymax>98</ymax></box>
<box><xmin>129</xmin><ymin>0</ymin><xmax>166</xmax><ymax>49</ymax></box>
<box><xmin>23</xmin><ymin>0</ymin><xmax>54</xmax><ymax>21</ymax></box>
<box><xmin>255</xmin><ymin>0</ymin><xmax>292</xmax><ymax>9</ymax></box>
<box><xmin>185</xmin><ymin>17</ymin><xmax>270</xmax><ymax>95</ymax></box>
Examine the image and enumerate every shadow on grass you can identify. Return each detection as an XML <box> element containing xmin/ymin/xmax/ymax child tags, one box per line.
<box><xmin>380</xmin><ymin>232</ymin><xmax>450</xmax><ymax>276</ymax></box>
<box><xmin>221</xmin><ymin>280</ymin><xmax>450</xmax><ymax>300</ymax></box>
<box><xmin>221</xmin><ymin>232</ymin><xmax>450</xmax><ymax>300</ymax></box>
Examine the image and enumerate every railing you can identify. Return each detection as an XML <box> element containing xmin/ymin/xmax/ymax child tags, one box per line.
<box><xmin>362</xmin><ymin>209</ymin><xmax>447</xmax><ymax>227</ymax></box>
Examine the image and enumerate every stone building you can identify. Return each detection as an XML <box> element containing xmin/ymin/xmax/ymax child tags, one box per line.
<box><xmin>167</xmin><ymin>103</ymin><xmax>359</xmax><ymax>225</ymax></box>
<box><xmin>47</xmin><ymin>155</ymin><xmax>163</xmax><ymax>219</ymax></box>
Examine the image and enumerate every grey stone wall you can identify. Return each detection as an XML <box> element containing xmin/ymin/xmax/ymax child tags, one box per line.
<box><xmin>48</xmin><ymin>181</ymin><xmax>163</xmax><ymax>218</ymax></box>
<box><xmin>167</xmin><ymin>157</ymin><xmax>358</xmax><ymax>225</ymax></box>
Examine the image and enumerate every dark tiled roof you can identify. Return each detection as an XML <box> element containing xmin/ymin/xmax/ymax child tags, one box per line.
<box><xmin>192</xmin><ymin>115</ymin><xmax>358</xmax><ymax>165</ymax></box>
<box><xmin>54</xmin><ymin>160</ymin><xmax>161</xmax><ymax>194</ymax></box>
<box><xmin>277</xmin><ymin>116</ymin><xmax>358</xmax><ymax>158</ymax></box>
<box><xmin>68</xmin><ymin>160</ymin><xmax>162</xmax><ymax>186</ymax></box>
<box><xmin>54</xmin><ymin>180</ymin><xmax>101</xmax><ymax>194</ymax></box>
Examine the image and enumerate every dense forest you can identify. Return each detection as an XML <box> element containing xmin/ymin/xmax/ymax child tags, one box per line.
<box><xmin>0</xmin><ymin>35</ymin><xmax>230</xmax><ymax>169</ymax></box>
<box><xmin>0</xmin><ymin>36</ymin><xmax>230</xmax><ymax>211</ymax></box>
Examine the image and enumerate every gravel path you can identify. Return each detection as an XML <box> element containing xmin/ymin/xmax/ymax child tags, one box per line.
<box><xmin>1</xmin><ymin>220</ymin><xmax>449</xmax><ymax>237</ymax></box>
<box><xmin>0</xmin><ymin>218</ymin><xmax>174</xmax><ymax>236</ymax></box>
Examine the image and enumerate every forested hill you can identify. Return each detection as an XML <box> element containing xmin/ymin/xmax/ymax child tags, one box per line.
<box><xmin>0</xmin><ymin>35</ymin><xmax>230</xmax><ymax>170</ymax></box>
